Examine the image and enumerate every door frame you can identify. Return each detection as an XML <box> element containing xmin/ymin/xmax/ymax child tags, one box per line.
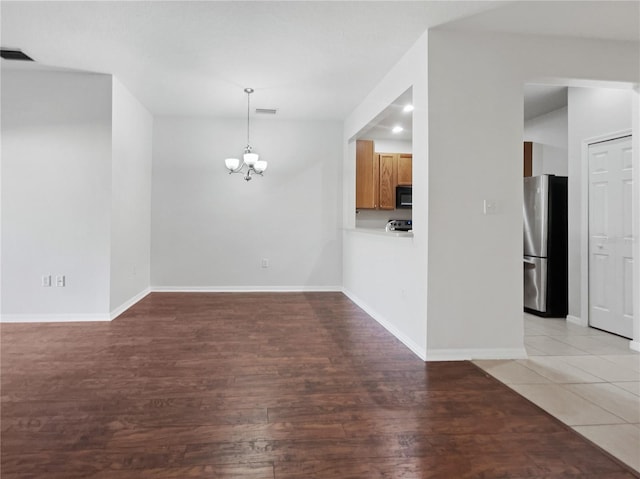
<box><xmin>580</xmin><ymin>129</ymin><xmax>635</xmax><ymax>343</ymax></box>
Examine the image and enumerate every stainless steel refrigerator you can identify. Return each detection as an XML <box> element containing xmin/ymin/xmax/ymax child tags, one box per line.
<box><xmin>523</xmin><ymin>175</ymin><xmax>568</xmax><ymax>317</ymax></box>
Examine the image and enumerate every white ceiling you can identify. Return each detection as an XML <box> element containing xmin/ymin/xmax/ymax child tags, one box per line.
<box><xmin>523</xmin><ymin>84</ymin><xmax>568</xmax><ymax>121</ymax></box>
<box><xmin>1</xmin><ymin>1</ymin><xmax>638</xmax><ymax>121</ymax></box>
<box><xmin>358</xmin><ymin>87</ymin><xmax>413</xmax><ymax>141</ymax></box>
<box><xmin>440</xmin><ymin>0</ymin><xmax>640</xmax><ymax>42</ymax></box>
<box><xmin>359</xmin><ymin>83</ymin><xmax>568</xmax><ymax>142</ymax></box>
<box><xmin>0</xmin><ymin>1</ymin><xmax>500</xmax><ymax>119</ymax></box>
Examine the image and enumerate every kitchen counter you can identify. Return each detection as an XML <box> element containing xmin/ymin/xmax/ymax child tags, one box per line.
<box><xmin>347</xmin><ymin>227</ymin><xmax>413</xmax><ymax>238</ymax></box>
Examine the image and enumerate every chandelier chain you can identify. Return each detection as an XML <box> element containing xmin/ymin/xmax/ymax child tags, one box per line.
<box><xmin>246</xmin><ymin>89</ymin><xmax>251</xmax><ymax>148</ymax></box>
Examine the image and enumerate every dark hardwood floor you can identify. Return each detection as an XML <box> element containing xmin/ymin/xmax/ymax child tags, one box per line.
<box><xmin>1</xmin><ymin>292</ymin><xmax>637</xmax><ymax>478</ymax></box>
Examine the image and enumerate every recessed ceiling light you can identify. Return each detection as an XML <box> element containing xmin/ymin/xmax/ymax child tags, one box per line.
<box><xmin>392</xmin><ymin>126</ymin><xmax>403</xmax><ymax>134</ymax></box>
<box><xmin>403</xmin><ymin>104</ymin><xmax>414</xmax><ymax>113</ymax></box>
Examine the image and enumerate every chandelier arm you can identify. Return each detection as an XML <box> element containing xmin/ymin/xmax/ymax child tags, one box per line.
<box><xmin>227</xmin><ymin>161</ymin><xmax>245</xmax><ymax>174</ymax></box>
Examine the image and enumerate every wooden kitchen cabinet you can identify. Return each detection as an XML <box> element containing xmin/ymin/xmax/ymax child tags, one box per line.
<box><xmin>523</xmin><ymin>142</ymin><xmax>533</xmax><ymax>177</ymax></box>
<box><xmin>356</xmin><ymin>140</ymin><xmax>377</xmax><ymax>209</ymax></box>
<box><xmin>378</xmin><ymin>153</ymin><xmax>396</xmax><ymax>210</ymax></box>
<box><xmin>397</xmin><ymin>154</ymin><xmax>413</xmax><ymax>185</ymax></box>
<box><xmin>356</xmin><ymin>140</ymin><xmax>412</xmax><ymax>210</ymax></box>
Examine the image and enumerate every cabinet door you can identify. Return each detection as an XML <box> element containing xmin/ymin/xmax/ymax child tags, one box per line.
<box><xmin>356</xmin><ymin>140</ymin><xmax>377</xmax><ymax>209</ymax></box>
<box><xmin>378</xmin><ymin>153</ymin><xmax>396</xmax><ymax>210</ymax></box>
<box><xmin>397</xmin><ymin>154</ymin><xmax>412</xmax><ymax>185</ymax></box>
<box><xmin>523</xmin><ymin>142</ymin><xmax>533</xmax><ymax>177</ymax></box>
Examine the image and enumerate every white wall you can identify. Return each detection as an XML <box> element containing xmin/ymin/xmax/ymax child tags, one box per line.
<box><xmin>524</xmin><ymin>107</ymin><xmax>568</xmax><ymax>176</ymax></box>
<box><xmin>567</xmin><ymin>87</ymin><xmax>634</xmax><ymax>324</ymax></box>
<box><xmin>343</xmin><ymin>32</ymin><xmax>428</xmax><ymax>359</ymax></box>
<box><xmin>373</xmin><ymin>139</ymin><xmax>412</xmax><ymax>154</ymax></box>
<box><xmin>427</xmin><ymin>30</ymin><xmax>639</xmax><ymax>358</ymax></box>
<box><xmin>1</xmin><ymin>69</ymin><xmax>113</xmax><ymax>320</ymax></box>
<box><xmin>151</xmin><ymin>117</ymin><xmax>343</xmax><ymax>290</ymax></box>
<box><xmin>110</xmin><ymin>78</ymin><xmax>153</xmax><ymax>314</ymax></box>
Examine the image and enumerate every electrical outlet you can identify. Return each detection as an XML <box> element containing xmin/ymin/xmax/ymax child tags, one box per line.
<box><xmin>41</xmin><ymin>275</ymin><xmax>51</xmax><ymax>287</ymax></box>
<box><xmin>55</xmin><ymin>275</ymin><xmax>65</xmax><ymax>287</ymax></box>
<box><xmin>261</xmin><ymin>258</ymin><xmax>270</xmax><ymax>268</ymax></box>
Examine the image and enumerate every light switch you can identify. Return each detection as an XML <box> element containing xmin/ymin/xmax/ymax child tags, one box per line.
<box><xmin>483</xmin><ymin>199</ymin><xmax>497</xmax><ymax>215</ymax></box>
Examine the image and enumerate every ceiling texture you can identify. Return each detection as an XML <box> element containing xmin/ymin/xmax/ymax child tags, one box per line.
<box><xmin>1</xmin><ymin>1</ymin><xmax>638</xmax><ymax>121</ymax></box>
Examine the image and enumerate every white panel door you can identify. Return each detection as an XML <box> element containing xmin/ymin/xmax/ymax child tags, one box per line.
<box><xmin>588</xmin><ymin>135</ymin><xmax>633</xmax><ymax>338</ymax></box>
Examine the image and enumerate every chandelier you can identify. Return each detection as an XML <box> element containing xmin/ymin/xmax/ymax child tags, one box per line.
<box><xmin>224</xmin><ymin>88</ymin><xmax>268</xmax><ymax>181</ymax></box>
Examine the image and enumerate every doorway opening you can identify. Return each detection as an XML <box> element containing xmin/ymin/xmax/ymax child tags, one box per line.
<box><xmin>522</xmin><ymin>82</ymin><xmax>636</xmax><ymax>343</ymax></box>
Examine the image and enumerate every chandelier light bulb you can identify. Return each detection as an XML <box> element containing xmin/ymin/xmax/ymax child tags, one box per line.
<box><xmin>225</xmin><ymin>158</ymin><xmax>240</xmax><ymax>171</ymax></box>
<box><xmin>254</xmin><ymin>160</ymin><xmax>268</xmax><ymax>173</ymax></box>
<box><xmin>244</xmin><ymin>152</ymin><xmax>259</xmax><ymax>167</ymax></box>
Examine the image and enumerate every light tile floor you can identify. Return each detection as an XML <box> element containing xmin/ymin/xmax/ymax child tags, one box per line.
<box><xmin>474</xmin><ymin>313</ymin><xmax>640</xmax><ymax>472</ymax></box>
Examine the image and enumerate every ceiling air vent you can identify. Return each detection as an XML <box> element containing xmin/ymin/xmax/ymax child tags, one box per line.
<box><xmin>0</xmin><ymin>49</ymin><xmax>34</xmax><ymax>61</ymax></box>
<box><xmin>255</xmin><ymin>108</ymin><xmax>277</xmax><ymax>115</ymax></box>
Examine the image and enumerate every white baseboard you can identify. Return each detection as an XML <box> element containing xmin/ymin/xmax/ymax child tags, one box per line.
<box><xmin>425</xmin><ymin>348</ymin><xmax>528</xmax><ymax>362</ymax></box>
<box><xmin>0</xmin><ymin>313</ymin><xmax>111</xmax><ymax>323</ymax></box>
<box><xmin>151</xmin><ymin>285</ymin><xmax>343</xmax><ymax>293</ymax></box>
<box><xmin>566</xmin><ymin>314</ymin><xmax>588</xmax><ymax>327</ymax></box>
<box><xmin>110</xmin><ymin>287</ymin><xmax>151</xmax><ymax>320</ymax></box>
<box><xmin>0</xmin><ymin>287</ymin><xmax>152</xmax><ymax>323</ymax></box>
<box><xmin>630</xmin><ymin>340</ymin><xmax>640</xmax><ymax>352</ymax></box>
<box><xmin>342</xmin><ymin>288</ymin><xmax>427</xmax><ymax>361</ymax></box>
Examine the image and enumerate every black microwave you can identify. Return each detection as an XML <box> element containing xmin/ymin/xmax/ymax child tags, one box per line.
<box><xmin>396</xmin><ymin>186</ymin><xmax>412</xmax><ymax>209</ymax></box>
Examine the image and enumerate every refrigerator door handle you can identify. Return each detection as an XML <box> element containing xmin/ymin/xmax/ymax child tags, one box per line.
<box><xmin>523</xmin><ymin>256</ymin><xmax>548</xmax><ymax>313</ymax></box>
